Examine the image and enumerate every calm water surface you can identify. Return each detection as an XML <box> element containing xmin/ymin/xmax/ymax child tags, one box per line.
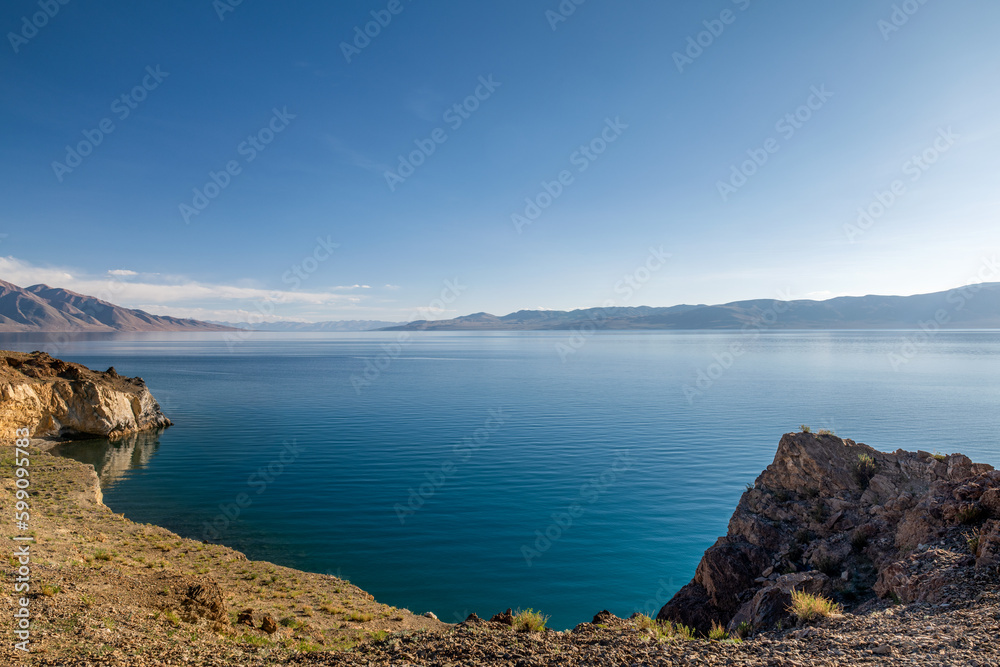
<box><xmin>4</xmin><ymin>330</ymin><xmax>998</xmax><ymax>629</ymax></box>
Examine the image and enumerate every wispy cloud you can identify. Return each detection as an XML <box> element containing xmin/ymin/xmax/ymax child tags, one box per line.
<box><xmin>324</xmin><ymin>135</ymin><xmax>390</xmax><ymax>175</ymax></box>
<box><xmin>0</xmin><ymin>256</ymin><xmax>365</xmax><ymax>308</ymax></box>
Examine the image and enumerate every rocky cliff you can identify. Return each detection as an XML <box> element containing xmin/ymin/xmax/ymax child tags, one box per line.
<box><xmin>0</xmin><ymin>350</ymin><xmax>171</xmax><ymax>441</ymax></box>
<box><xmin>659</xmin><ymin>432</ymin><xmax>1000</xmax><ymax>634</ymax></box>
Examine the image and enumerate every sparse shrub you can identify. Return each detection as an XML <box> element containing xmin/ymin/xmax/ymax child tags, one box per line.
<box><xmin>966</xmin><ymin>529</ymin><xmax>982</xmax><ymax>556</ymax></box>
<box><xmin>673</xmin><ymin>623</ymin><xmax>696</xmax><ymax>640</ymax></box>
<box><xmin>512</xmin><ymin>608</ymin><xmax>548</xmax><ymax>632</ymax></box>
<box><xmin>368</xmin><ymin>630</ymin><xmax>391</xmax><ymax>642</ymax></box>
<box><xmin>80</xmin><ymin>594</ymin><xmax>95</xmax><ymax>608</ymax></box>
<box><xmin>853</xmin><ymin>454</ymin><xmax>878</xmax><ymax>490</ymax></box>
<box><xmin>735</xmin><ymin>621</ymin><xmax>752</xmax><ymax>639</ymax></box>
<box><xmin>164</xmin><ymin>610</ymin><xmax>181</xmax><ymax>627</ymax></box>
<box><xmin>817</xmin><ymin>429</ymin><xmax>835</xmax><ymax>436</ymax></box>
<box><xmin>632</xmin><ymin>615</ymin><xmax>699</xmax><ymax>642</ymax></box>
<box><xmin>279</xmin><ymin>616</ymin><xmax>302</xmax><ymax>629</ymax></box>
<box><xmin>787</xmin><ymin>590</ymin><xmax>840</xmax><ymax>623</ymax></box>
<box><xmin>813</xmin><ymin>553</ymin><xmax>841</xmax><ymax>577</ymax></box>
<box><xmin>40</xmin><ymin>584</ymin><xmax>61</xmax><ymax>597</ymax></box>
<box><xmin>708</xmin><ymin>620</ymin><xmax>728</xmax><ymax>641</ymax></box>
<box><xmin>931</xmin><ymin>451</ymin><xmax>947</xmax><ymax>461</ymax></box>
<box><xmin>850</xmin><ymin>525</ymin><xmax>875</xmax><ymax>551</ymax></box>
<box><xmin>93</xmin><ymin>549</ymin><xmax>112</xmax><ymax>561</ymax></box>
<box><xmin>958</xmin><ymin>505</ymin><xmax>987</xmax><ymax>525</ymax></box>
<box><xmin>347</xmin><ymin>611</ymin><xmax>373</xmax><ymax>623</ymax></box>
<box><xmin>745</xmin><ymin>482</ymin><xmax>755</xmax><ymax>492</ymax></box>
<box><xmin>800</xmin><ymin>425</ymin><xmax>812</xmax><ymax>433</ymax></box>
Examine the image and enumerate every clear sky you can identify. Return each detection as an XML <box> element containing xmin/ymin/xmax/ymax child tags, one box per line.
<box><xmin>2</xmin><ymin>1</ymin><xmax>998</xmax><ymax>323</ymax></box>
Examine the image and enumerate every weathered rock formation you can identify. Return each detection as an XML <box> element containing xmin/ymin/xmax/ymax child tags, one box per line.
<box><xmin>0</xmin><ymin>350</ymin><xmax>171</xmax><ymax>441</ymax></box>
<box><xmin>658</xmin><ymin>432</ymin><xmax>1000</xmax><ymax>634</ymax></box>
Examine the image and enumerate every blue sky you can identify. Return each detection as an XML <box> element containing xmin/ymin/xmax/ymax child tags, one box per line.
<box><xmin>2</xmin><ymin>0</ymin><xmax>998</xmax><ymax>322</ymax></box>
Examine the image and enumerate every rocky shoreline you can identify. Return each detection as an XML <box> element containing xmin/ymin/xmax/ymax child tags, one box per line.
<box><xmin>1</xmin><ymin>353</ymin><xmax>998</xmax><ymax>665</ymax></box>
<box><xmin>0</xmin><ymin>351</ymin><xmax>171</xmax><ymax>442</ymax></box>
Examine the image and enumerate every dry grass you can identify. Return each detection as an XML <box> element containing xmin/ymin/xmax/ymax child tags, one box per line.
<box><xmin>788</xmin><ymin>590</ymin><xmax>841</xmax><ymax>623</ymax></box>
<box><xmin>512</xmin><ymin>608</ymin><xmax>549</xmax><ymax>632</ymax></box>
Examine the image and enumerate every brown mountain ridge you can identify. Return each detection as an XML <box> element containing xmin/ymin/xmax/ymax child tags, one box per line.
<box><xmin>0</xmin><ymin>279</ymin><xmax>233</xmax><ymax>332</ymax></box>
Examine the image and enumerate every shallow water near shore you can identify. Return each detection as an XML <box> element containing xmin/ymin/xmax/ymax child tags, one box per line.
<box><xmin>7</xmin><ymin>330</ymin><xmax>1000</xmax><ymax>630</ymax></box>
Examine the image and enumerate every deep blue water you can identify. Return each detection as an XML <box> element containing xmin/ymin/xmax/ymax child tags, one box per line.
<box><xmin>4</xmin><ymin>330</ymin><xmax>999</xmax><ymax>629</ymax></box>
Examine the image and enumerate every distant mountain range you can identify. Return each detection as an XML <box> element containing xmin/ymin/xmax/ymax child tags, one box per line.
<box><xmin>4</xmin><ymin>278</ymin><xmax>998</xmax><ymax>333</ymax></box>
<box><xmin>0</xmin><ymin>280</ymin><xmax>234</xmax><ymax>332</ymax></box>
<box><xmin>211</xmin><ymin>320</ymin><xmax>401</xmax><ymax>332</ymax></box>
<box><xmin>383</xmin><ymin>283</ymin><xmax>1000</xmax><ymax>331</ymax></box>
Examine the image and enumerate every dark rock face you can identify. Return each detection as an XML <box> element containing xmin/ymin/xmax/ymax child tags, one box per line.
<box><xmin>658</xmin><ymin>432</ymin><xmax>999</xmax><ymax>634</ymax></box>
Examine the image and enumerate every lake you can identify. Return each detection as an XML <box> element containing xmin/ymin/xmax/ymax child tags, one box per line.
<box><xmin>5</xmin><ymin>330</ymin><xmax>999</xmax><ymax>630</ymax></box>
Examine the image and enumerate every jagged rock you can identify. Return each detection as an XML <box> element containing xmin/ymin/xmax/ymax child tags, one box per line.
<box><xmin>657</xmin><ymin>432</ymin><xmax>998</xmax><ymax>634</ymax></box>
<box><xmin>490</xmin><ymin>608</ymin><xmax>513</xmax><ymax>626</ymax></box>
<box><xmin>460</xmin><ymin>612</ymin><xmax>485</xmax><ymax>626</ymax></box>
<box><xmin>260</xmin><ymin>614</ymin><xmax>278</xmax><ymax>634</ymax></box>
<box><xmin>592</xmin><ymin>610</ymin><xmax>618</xmax><ymax>625</ymax></box>
<box><xmin>0</xmin><ymin>350</ymin><xmax>171</xmax><ymax>441</ymax></box>
<box><xmin>181</xmin><ymin>579</ymin><xmax>228</xmax><ymax>624</ymax></box>
<box><xmin>237</xmin><ymin>609</ymin><xmax>254</xmax><ymax>627</ymax></box>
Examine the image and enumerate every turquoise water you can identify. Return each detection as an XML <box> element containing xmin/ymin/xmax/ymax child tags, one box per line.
<box><xmin>5</xmin><ymin>330</ymin><xmax>1000</xmax><ymax>629</ymax></box>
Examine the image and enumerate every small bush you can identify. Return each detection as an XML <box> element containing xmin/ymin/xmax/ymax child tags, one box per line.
<box><xmin>800</xmin><ymin>425</ymin><xmax>811</xmax><ymax>433</ymax></box>
<box><xmin>817</xmin><ymin>428</ymin><xmax>835</xmax><ymax>436</ymax></box>
<box><xmin>279</xmin><ymin>616</ymin><xmax>302</xmax><ymax>629</ymax></box>
<box><xmin>735</xmin><ymin>620</ymin><xmax>752</xmax><ymax>639</ymax></box>
<box><xmin>164</xmin><ymin>610</ymin><xmax>181</xmax><ymax>627</ymax></box>
<box><xmin>512</xmin><ymin>608</ymin><xmax>548</xmax><ymax>632</ymax></box>
<box><xmin>633</xmin><ymin>615</ymin><xmax>696</xmax><ymax>642</ymax></box>
<box><xmin>347</xmin><ymin>611</ymin><xmax>373</xmax><ymax>623</ymax></box>
<box><xmin>850</xmin><ymin>526</ymin><xmax>874</xmax><ymax>551</ymax></box>
<box><xmin>966</xmin><ymin>529</ymin><xmax>983</xmax><ymax>556</ymax></box>
<box><xmin>853</xmin><ymin>454</ymin><xmax>878</xmax><ymax>490</ymax></box>
<box><xmin>93</xmin><ymin>549</ymin><xmax>112</xmax><ymax>561</ymax></box>
<box><xmin>813</xmin><ymin>553</ymin><xmax>841</xmax><ymax>577</ymax></box>
<box><xmin>787</xmin><ymin>590</ymin><xmax>840</xmax><ymax>623</ymax></box>
<box><xmin>958</xmin><ymin>505</ymin><xmax>987</xmax><ymax>525</ymax></box>
<box><xmin>931</xmin><ymin>451</ymin><xmax>947</xmax><ymax>462</ymax></box>
<box><xmin>708</xmin><ymin>620</ymin><xmax>728</xmax><ymax>640</ymax></box>
<box><xmin>40</xmin><ymin>584</ymin><xmax>61</xmax><ymax>597</ymax></box>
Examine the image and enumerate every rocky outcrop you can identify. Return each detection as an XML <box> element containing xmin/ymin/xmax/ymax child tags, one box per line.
<box><xmin>0</xmin><ymin>350</ymin><xmax>171</xmax><ymax>441</ymax></box>
<box><xmin>658</xmin><ymin>432</ymin><xmax>1000</xmax><ymax>634</ymax></box>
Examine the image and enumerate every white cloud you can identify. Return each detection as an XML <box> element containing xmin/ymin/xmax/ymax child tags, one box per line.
<box><xmin>108</xmin><ymin>269</ymin><xmax>138</xmax><ymax>276</ymax></box>
<box><xmin>0</xmin><ymin>256</ymin><xmax>365</xmax><ymax>308</ymax></box>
